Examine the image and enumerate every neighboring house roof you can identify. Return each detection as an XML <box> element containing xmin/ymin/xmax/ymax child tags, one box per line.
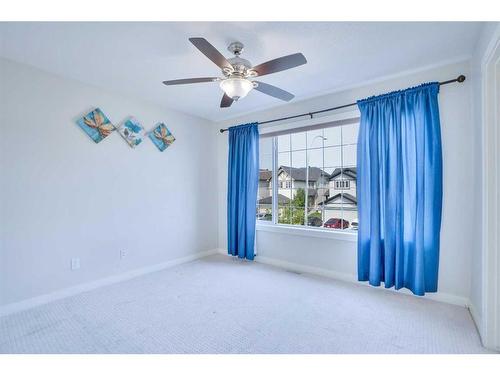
<box><xmin>278</xmin><ymin>166</ymin><xmax>330</xmax><ymax>182</ymax></box>
<box><xmin>329</xmin><ymin>167</ymin><xmax>357</xmax><ymax>180</ymax></box>
<box><xmin>259</xmin><ymin>169</ymin><xmax>272</xmax><ymax>181</ymax></box>
<box><xmin>258</xmin><ymin>194</ymin><xmax>290</xmax><ymax>205</ymax></box>
<box><xmin>320</xmin><ymin>192</ymin><xmax>357</xmax><ymax>205</ymax></box>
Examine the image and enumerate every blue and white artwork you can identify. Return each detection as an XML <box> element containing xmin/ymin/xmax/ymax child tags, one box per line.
<box><xmin>148</xmin><ymin>123</ymin><xmax>175</xmax><ymax>152</ymax></box>
<box><xmin>76</xmin><ymin>108</ymin><xmax>115</xmax><ymax>143</ymax></box>
<box><xmin>118</xmin><ymin>117</ymin><xmax>145</xmax><ymax>148</ymax></box>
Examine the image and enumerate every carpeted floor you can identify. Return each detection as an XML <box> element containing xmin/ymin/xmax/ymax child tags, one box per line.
<box><xmin>0</xmin><ymin>254</ymin><xmax>492</xmax><ymax>354</ymax></box>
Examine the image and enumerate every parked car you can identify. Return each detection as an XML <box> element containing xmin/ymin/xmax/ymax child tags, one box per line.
<box><xmin>256</xmin><ymin>212</ymin><xmax>272</xmax><ymax>221</ymax></box>
<box><xmin>323</xmin><ymin>218</ymin><xmax>349</xmax><ymax>229</ymax></box>
<box><xmin>350</xmin><ymin>218</ymin><xmax>358</xmax><ymax>230</ymax></box>
<box><xmin>307</xmin><ymin>216</ymin><xmax>323</xmax><ymax>227</ymax></box>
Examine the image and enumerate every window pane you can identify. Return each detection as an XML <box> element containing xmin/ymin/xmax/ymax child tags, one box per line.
<box><xmin>292</xmin><ymin>189</ymin><xmax>307</xmax><ymax>226</ymax></box>
<box><xmin>307</xmin><ymin>147</ymin><xmax>328</xmax><ymax>203</ymax></box>
<box><xmin>278</xmin><ymin>204</ymin><xmax>292</xmax><ymax>224</ymax></box>
<box><xmin>291</xmin><ymin>150</ymin><xmax>306</xmax><ymax>169</ymax></box>
<box><xmin>258</xmin><ymin>157</ymin><xmax>272</xmax><ymax>198</ymax></box>
<box><xmin>307</xmin><ymin>129</ymin><xmax>324</xmax><ymax>149</ymax></box>
<box><xmin>277</xmin><ymin>134</ymin><xmax>290</xmax><ymax>152</ymax></box>
<box><xmin>259</xmin><ymin>151</ymin><xmax>272</xmax><ymax>171</ymax></box>
<box><xmin>324</xmin><ymin>126</ymin><xmax>342</xmax><ymax>147</ymax></box>
<box><xmin>256</xmin><ymin>202</ymin><xmax>272</xmax><ymax>221</ymax></box>
<box><xmin>342</xmin><ymin>144</ymin><xmax>357</xmax><ymax>168</ymax></box>
<box><xmin>291</xmin><ymin>131</ymin><xmax>307</xmax><ymax>151</ymax></box>
<box><xmin>308</xmin><ymin>147</ymin><xmax>323</xmax><ymax>169</ymax></box>
<box><xmin>290</xmin><ymin>206</ymin><xmax>305</xmax><ymax>225</ymax></box>
<box><xmin>324</xmin><ymin>146</ymin><xmax>342</xmax><ymax>170</ymax></box>
<box><xmin>257</xmin><ymin>138</ymin><xmax>273</xmax><ymax>222</ymax></box>
<box><xmin>278</xmin><ymin>150</ymin><xmax>290</xmax><ymax>168</ymax></box>
<box><xmin>277</xmin><ymin>147</ymin><xmax>292</xmax><ymax>220</ymax></box>
<box><xmin>342</xmin><ymin>123</ymin><xmax>359</xmax><ymax>145</ymax></box>
<box><xmin>325</xmin><ymin>123</ymin><xmax>359</xmax><ymax>231</ymax></box>
<box><xmin>307</xmin><ymin>207</ymin><xmax>324</xmax><ymax>228</ymax></box>
<box><xmin>259</xmin><ymin>136</ymin><xmax>273</xmax><ymax>155</ymax></box>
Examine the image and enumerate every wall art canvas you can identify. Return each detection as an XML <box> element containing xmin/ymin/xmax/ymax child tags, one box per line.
<box><xmin>148</xmin><ymin>123</ymin><xmax>175</xmax><ymax>152</ymax></box>
<box><xmin>76</xmin><ymin>108</ymin><xmax>115</xmax><ymax>143</ymax></box>
<box><xmin>118</xmin><ymin>117</ymin><xmax>145</xmax><ymax>148</ymax></box>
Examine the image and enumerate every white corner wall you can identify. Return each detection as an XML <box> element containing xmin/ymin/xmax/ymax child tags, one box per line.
<box><xmin>215</xmin><ymin>60</ymin><xmax>476</xmax><ymax>305</ymax></box>
<box><xmin>0</xmin><ymin>58</ymin><xmax>218</xmax><ymax>308</ymax></box>
<box><xmin>469</xmin><ymin>22</ymin><xmax>500</xmax><ymax>345</ymax></box>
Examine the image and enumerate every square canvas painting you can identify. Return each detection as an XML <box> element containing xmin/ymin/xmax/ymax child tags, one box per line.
<box><xmin>118</xmin><ymin>117</ymin><xmax>145</xmax><ymax>148</ymax></box>
<box><xmin>148</xmin><ymin>123</ymin><xmax>175</xmax><ymax>152</ymax></box>
<box><xmin>76</xmin><ymin>108</ymin><xmax>115</xmax><ymax>143</ymax></box>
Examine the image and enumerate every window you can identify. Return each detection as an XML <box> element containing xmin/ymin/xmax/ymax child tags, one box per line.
<box><xmin>334</xmin><ymin>179</ymin><xmax>350</xmax><ymax>190</ymax></box>
<box><xmin>279</xmin><ymin>181</ymin><xmax>292</xmax><ymax>189</ymax></box>
<box><xmin>256</xmin><ymin>119</ymin><xmax>359</xmax><ymax>232</ymax></box>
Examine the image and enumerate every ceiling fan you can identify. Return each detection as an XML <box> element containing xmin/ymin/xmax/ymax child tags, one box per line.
<box><xmin>162</xmin><ymin>38</ymin><xmax>307</xmax><ymax>108</ymax></box>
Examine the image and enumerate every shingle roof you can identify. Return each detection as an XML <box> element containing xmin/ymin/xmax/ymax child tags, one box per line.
<box><xmin>278</xmin><ymin>166</ymin><xmax>330</xmax><ymax>182</ymax></box>
<box><xmin>259</xmin><ymin>169</ymin><xmax>272</xmax><ymax>181</ymax></box>
<box><xmin>320</xmin><ymin>192</ymin><xmax>357</xmax><ymax>205</ymax></box>
<box><xmin>329</xmin><ymin>167</ymin><xmax>357</xmax><ymax>180</ymax></box>
<box><xmin>258</xmin><ymin>194</ymin><xmax>290</xmax><ymax>205</ymax></box>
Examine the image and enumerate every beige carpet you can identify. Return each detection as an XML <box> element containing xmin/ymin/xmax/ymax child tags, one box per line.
<box><xmin>0</xmin><ymin>254</ymin><xmax>493</xmax><ymax>353</ymax></box>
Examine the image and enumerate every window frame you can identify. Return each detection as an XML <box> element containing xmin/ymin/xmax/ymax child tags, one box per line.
<box><xmin>256</xmin><ymin>110</ymin><xmax>360</xmax><ymax>240</ymax></box>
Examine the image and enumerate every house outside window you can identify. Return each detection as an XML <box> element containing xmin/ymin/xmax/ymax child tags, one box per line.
<box><xmin>256</xmin><ymin>119</ymin><xmax>359</xmax><ymax>231</ymax></box>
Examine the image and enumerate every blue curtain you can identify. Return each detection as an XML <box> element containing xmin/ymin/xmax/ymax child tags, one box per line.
<box><xmin>227</xmin><ymin>123</ymin><xmax>259</xmax><ymax>260</ymax></box>
<box><xmin>356</xmin><ymin>82</ymin><xmax>443</xmax><ymax>296</ymax></box>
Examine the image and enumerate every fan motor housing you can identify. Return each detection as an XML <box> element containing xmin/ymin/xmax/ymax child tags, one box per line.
<box><xmin>226</xmin><ymin>56</ymin><xmax>253</xmax><ymax>77</ymax></box>
<box><xmin>224</xmin><ymin>42</ymin><xmax>256</xmax><ymax>78</ymax></box>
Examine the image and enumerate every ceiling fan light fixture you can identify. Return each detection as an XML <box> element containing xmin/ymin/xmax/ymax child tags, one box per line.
<box><xmin>163</xmin><ymin>38</ymin><xmax>306</xmax><ymax>108</ymax></box>
<box><xmin>219</xmin><ymin>77</ymin><xmax>253</xmax><ymax>100</ymax></box>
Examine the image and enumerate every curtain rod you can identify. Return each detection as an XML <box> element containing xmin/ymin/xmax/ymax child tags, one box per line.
<box><xmin>219</xmin><ymin>75</ymin><xmax>466</xmax><ymax>133</ymax></box>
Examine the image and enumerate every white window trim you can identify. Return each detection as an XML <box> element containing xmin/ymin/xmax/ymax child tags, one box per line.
<box><xmin>259</xmin><ymin>109</ymin><xmax>360</xmax><ymax>136</ymax></box>
<box><xmin>257</xmin><ymin>109</ymin><xmax>360</xmax><ymax>241</ymax></box>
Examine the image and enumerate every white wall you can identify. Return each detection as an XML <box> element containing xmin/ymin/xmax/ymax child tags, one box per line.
<box><xmin>468</xmin><ymin>22</ymin><xmax>500</xmax><ymax>338</ymax></box>
<box><xmin>0</xmin><ymin>58</ymin><xmax>218</xmax><ymax>307</ymax></box>
<box><xmin>215</xmin><ymin>60</ymin><xmax>475</xmax><ymax>304</ymax></box>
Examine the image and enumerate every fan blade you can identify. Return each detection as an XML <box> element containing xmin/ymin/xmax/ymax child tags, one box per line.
<box><xmin>252</xmin><ymin>53</ymin><xmax>307</xmax><ymax>77</ymax></box>
<box><xmin>254</xmin><ymin>81</ymin><xmax>295</xmax><ymax>101</ymax></box>
<box><xmin>189</xmin><ymin>37</ymin><xmax>233</xmax><ymax>71</ymax></box>
<box><xmin>163</xmin><ymin>77</ymin><xmax>219</xmax><ymax>85</ymax></box>
<box><xmin>220</xmin><ymin>93</ymin><xmax>234</xmax><ymax>108</ymax></box>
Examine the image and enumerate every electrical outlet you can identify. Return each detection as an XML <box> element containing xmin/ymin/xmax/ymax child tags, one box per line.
<box><xmin>71</xmin><ymin>258</ymin><xmax>80</xmax><ymax>270</ymax></box>
<box><xmin>120</xmin><ymin>250</ymin><xmax>126</xmax><ymax>259</ymax></box>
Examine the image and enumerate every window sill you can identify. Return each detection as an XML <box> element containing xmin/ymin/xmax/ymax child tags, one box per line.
<box><xmin>256</xmin><ymin>222</ymin><xmax>358</xmax><ymax>242</ymax></box>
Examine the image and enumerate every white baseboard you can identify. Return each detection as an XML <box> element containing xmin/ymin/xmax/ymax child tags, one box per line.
<box><xmin>0</xmin><ymin>249</ymin><xmax>218</xmax><ymax>318</ymax></box>
<box><xmin>243</xmin><ymin>252</ymin><xmax>469</xmax><ymax>307</ymax></box>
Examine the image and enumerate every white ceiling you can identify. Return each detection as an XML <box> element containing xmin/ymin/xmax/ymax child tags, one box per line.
<box><xmin>0</xmin><ymin>22</ymin><xmax>484</xmax><ymax>122</ymax></box>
